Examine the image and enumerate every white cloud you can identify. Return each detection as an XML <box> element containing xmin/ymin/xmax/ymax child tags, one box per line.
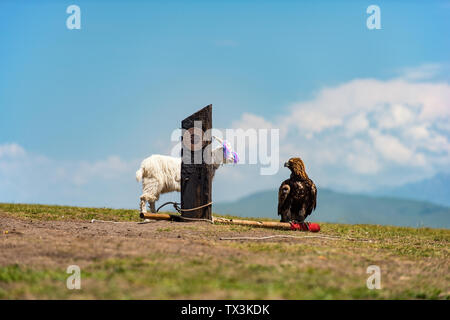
<box><xmin>375</xmin><ymin>104</ymin><xmax>415</xmax><ymax>129</ymax></box>
<box><xmin>345</xmin><ymin>153</ymin><xmax>380</xmax><ymax>175</ymax></box>
<box><xmin>0</xmin><ymin>143</ymin><xmax>26</xmax><ymax>158</ymax></box>
<box><xmin>2</xmin><ymin>65</ymin><xmax>450</xmax><ymax>205</ymax></box>
<box><xmin>231</xmin><ymin>113</ymin><xmax>274</xmax><ymax>130</ymax></box>
<box><xmin>72</xmin><ymin>156</ymin><xmax>132</xmax><ymax>186</ymax></box>
<box><xmin>0</xmin><ymin>144</ymin><xmax>141</xmax><ymax>208</ymax></box>
<box><xmin>397</xmin><ymin>63</ymin><xmax>445</xmax><ymax>81</ymax></box>
<box><xmin>286</xmin><ymin>108</ymin><xmax>343</xmax><ymax>134</ymax></box>
<box><xmin>368</xmin><ymin>129</ymin><xmax>424</xmax><ymax>166</ymax></box>
<box><xmin>346</xmin><ymin>113</ymin><xmax>369</xmax><ymax>135</ymax></box>
<box><xmin>281</xmin><ymin>79</ymin><xmax>450</xmax><ymax>132</ymax></box>
<box><xmin>229</xmin><ymin>72</ymin><xmax>450</xmax><ymax>193</ymax></box>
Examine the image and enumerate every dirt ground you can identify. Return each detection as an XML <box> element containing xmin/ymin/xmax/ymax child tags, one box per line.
<box><xmin>1</xmin><ymin>209</ymin><xmax>449</xmax><ymax>299</ymax></box>
<box><xmin>0</xmin><ymin>214</ymin><xmax>308</xmax><ymax>269</ymax></box>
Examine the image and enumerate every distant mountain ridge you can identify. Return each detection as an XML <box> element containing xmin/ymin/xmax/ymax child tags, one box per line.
<box><xmin>214</xmin><ymin>188</ymin><xmax>450</xmax><ymax>229</ymax></box>
<box><xmin>373</xmin><ymin>173</ymin><xmax>450</xmax><ymax>207</ymax></box>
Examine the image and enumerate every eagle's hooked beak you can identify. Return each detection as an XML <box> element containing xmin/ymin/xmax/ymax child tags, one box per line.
<box><xmin>284</xmin><ymin>162</ymin><xmax>289</xmax><ymax>168</ymax></box>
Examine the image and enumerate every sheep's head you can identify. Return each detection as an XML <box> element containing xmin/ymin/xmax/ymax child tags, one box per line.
<box><xmin>211</xmin><ymin>137</ymin><xmax>239</xmax><ymax>168</ymax></box>
<box><xmin>222</xmin><ymin>141</ymin><xmax>239</xmax><ymax>164</ymax></box>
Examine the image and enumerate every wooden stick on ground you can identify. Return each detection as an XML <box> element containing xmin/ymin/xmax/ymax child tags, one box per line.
<box><xmin>140</xmin><ymin>212</ymin><xmax>292</xmax><ymax>230</ymax></box>
<box><xmin>140</xmin><ymin>213</ymin><xmax>173</xmax><ymax>220</ymax></box>
<box><xmin>213</xmin><ymin>217</ymin><xmax>292</xmax><ymax>230</ymax></box>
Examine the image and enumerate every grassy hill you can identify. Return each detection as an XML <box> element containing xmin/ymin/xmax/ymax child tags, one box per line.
<box><xmin>214</xmin><ymin>189</ymin><xmax>450</xmax><ymax>229</ymax></box>
<box><xmin>0</xmin><ymin>203</ymin><xmax>449</xmax><ymax>299</ymax></box>
<box><xmin>374</xmin><ymin>172</ymin><xmax>450</xmax><ymax>207</ymax></box>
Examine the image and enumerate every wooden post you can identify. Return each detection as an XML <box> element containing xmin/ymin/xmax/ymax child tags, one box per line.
<box><xmin>181</xmin><ymin>105</ymin><xmax>213</xmax><ymax>220</ymax></box>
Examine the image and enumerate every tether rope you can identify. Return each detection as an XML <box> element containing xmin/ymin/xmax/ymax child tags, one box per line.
<box><xmin>90</xmin><ymin>219</ymin><xmax>132</xmax><ymax>224</ymax></box>
<box><xmin>156</xmin><ymin>201</ymin><xmax>213</xmax><ymax>214</ymax></box>
<box><xmin>89</xmin><ymin>218</ymin><xmax>371</xmax><ymax>241</ymax></box>
<box><xmin>219</xmin><ymin>235</ymin><xmax>371</xmax><ymax>242</ymax></box>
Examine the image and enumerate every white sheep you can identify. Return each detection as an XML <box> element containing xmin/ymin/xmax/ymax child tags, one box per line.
<box><xmin>136</xmin><ymin>138</ymin><xmax>237</xmax><ymax>214</ymax></box>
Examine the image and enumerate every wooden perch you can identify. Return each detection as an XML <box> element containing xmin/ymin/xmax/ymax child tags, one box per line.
<box><xmin>213</xmin><ymin>217</ymin><xmax>292</xmax><ymax>230</ymax></box>
<box><xmin>140</xmin><ymin>213</ymin><xmax>172</xmax><ymax>220</ymax></box>
<box><xmin>140</xmin><ymin>213</ymin><xmax>183</xmax><ymax>222</ymax></box>
<box><xmin>140</xmin><ymin>212</ymin><xmax>292</xmax><ymax>230</ymax></box>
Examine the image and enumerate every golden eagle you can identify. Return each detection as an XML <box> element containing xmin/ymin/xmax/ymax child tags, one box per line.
<box><xmin>278</xmin><ymin>157</ymin><xmax>317</xmax><ymax>223</ymax></box>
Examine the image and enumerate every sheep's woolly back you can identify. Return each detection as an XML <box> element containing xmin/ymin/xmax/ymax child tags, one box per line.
<box><xmin>138</xmin><ymin>154</ymin><xmax>182</xmax><ymax>196</ymax></box>
<box><xmin>137</xmin><ymin>145</ymin><xmax>235</xmax><ymax>209</ymax></box>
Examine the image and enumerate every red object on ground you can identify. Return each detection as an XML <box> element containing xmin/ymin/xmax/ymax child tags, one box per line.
<box><xmin>290</xmin><ymin>221</ymin><xmax>320</xmax><ymax>232</ymax></box>
<box><xmin>308</xmin><ymin>222</ymin><xmax>320</xmax><ymax>232</ymax></box>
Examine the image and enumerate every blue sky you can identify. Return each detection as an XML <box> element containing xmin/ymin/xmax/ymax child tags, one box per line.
<box><xmin>1</xmin><ymin>0</ymin><xmax>449</xmax><ymax>208</ymax></box>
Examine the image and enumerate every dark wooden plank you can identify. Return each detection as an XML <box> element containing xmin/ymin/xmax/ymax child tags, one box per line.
<box><xmin>181</xmin><ymin>105</ymin><xmax>213</xmax><ymax>219</ymax></box>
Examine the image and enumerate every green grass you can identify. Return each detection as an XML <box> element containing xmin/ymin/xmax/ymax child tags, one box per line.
<box><xmin>0</xmin><ymin>203</ymin><xmax>449</xmax><ymax>299</ymax></box>
<box><xmin>0</xmin><ymin>203</ymin><xmax>142</xmax><ymax>222</ymax></box>
<box><xmin>1</xmin><ymin>253</ymin><xmax>447</xmax><ymax>299</ymax></box>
